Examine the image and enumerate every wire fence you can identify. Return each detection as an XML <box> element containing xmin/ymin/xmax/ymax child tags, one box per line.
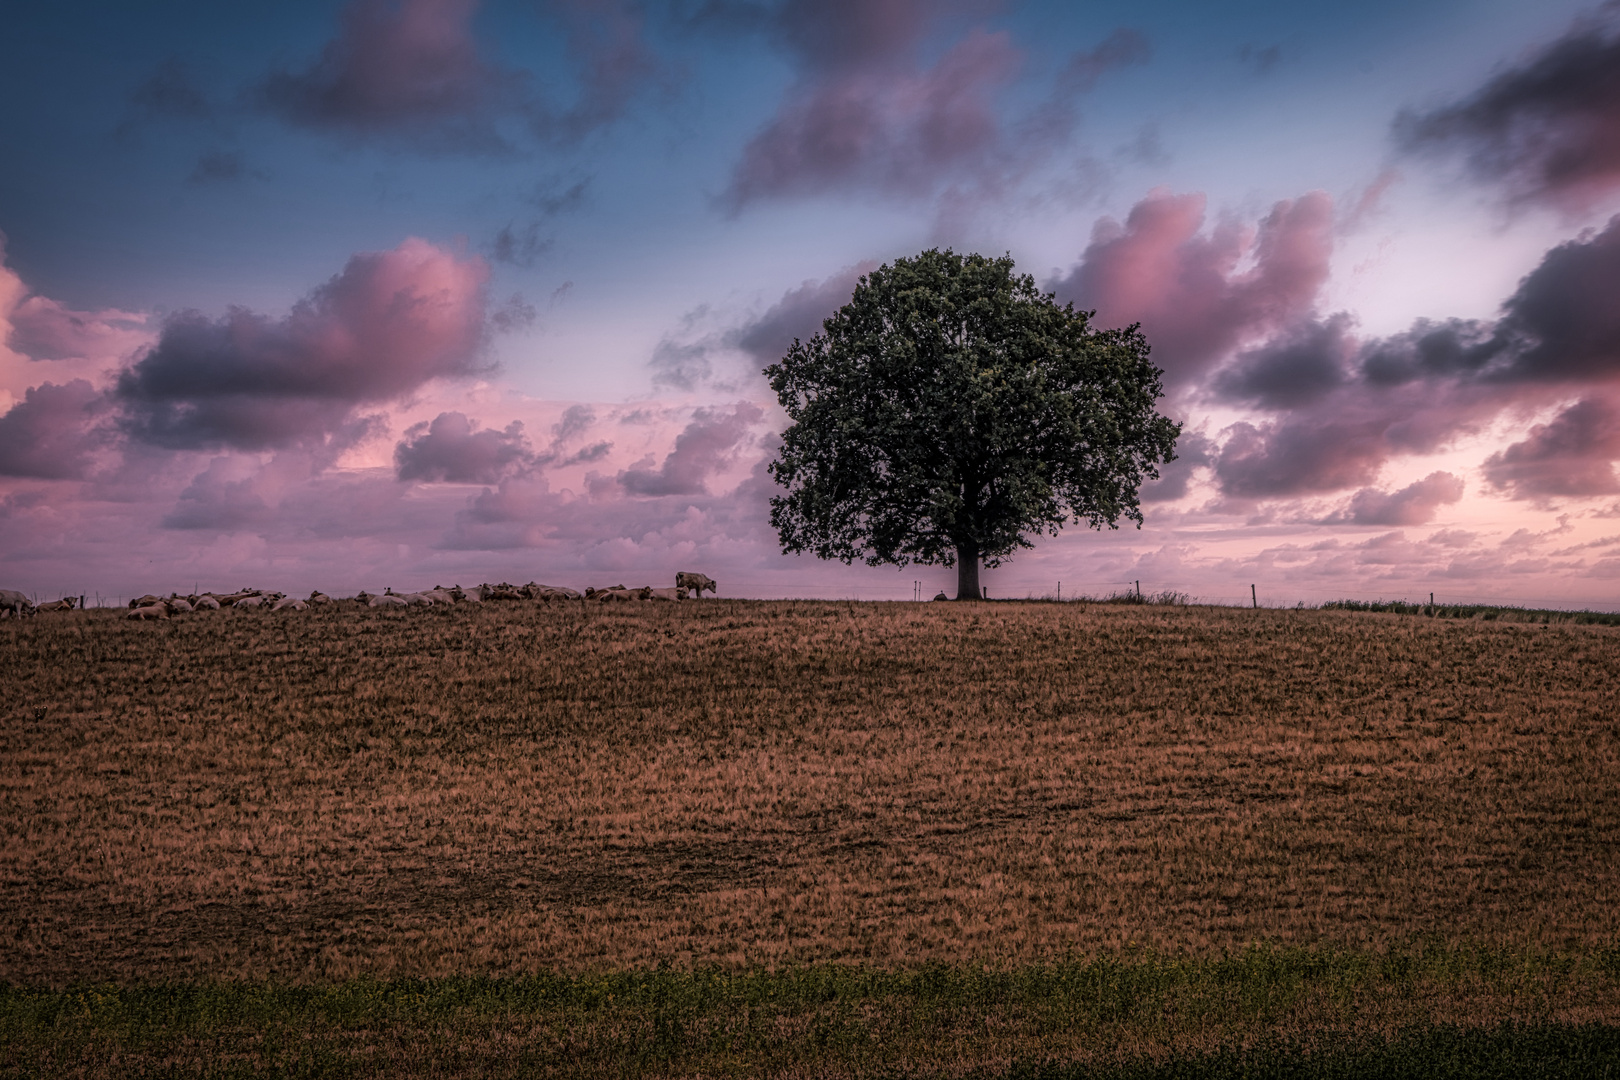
<box><xmin>12</xmin><ymin>582</ymin><xmax>1620</xmax><ymax>615</ymax></box>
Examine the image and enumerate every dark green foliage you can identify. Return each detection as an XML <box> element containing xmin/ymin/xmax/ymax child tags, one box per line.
<box><xmin>1324</xmin><ymin>600</ymin><xmax>1620</xmax><ymax>625</ymax></box>
<box><xmin>766</xmin><ymin>250</ymin><xmax>1179</xmax><ymax>596</ymax></box>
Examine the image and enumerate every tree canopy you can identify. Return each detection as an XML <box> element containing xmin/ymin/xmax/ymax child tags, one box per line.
<box><xmin>765</xmin><ymin>249</ymin><xmax>1180</xmax><ymax>599</ymax></box>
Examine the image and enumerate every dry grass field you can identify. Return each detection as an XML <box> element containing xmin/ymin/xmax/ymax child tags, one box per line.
<box><xmin>2</xmin><ymin>599</ymin><xmax>1618</xmax><ymax>1075</ymax></box>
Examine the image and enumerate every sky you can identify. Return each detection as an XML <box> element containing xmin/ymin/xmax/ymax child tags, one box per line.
<box><xmin>4</xmin><ymin>0</ymin><xmax>1620</xmax><ymax>605</ymax></box>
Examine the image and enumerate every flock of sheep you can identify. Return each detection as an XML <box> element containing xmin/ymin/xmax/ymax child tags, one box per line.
<box><xmin>0</xmin><ymin>572</ymin><xmax>719</xmax><ymax>621</ymax></box>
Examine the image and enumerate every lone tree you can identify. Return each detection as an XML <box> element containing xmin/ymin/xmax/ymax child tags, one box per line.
<box><xmin>765</xmin><ymin>249</ymin><xmax>1180</xmax><ymax>600</ymax></box>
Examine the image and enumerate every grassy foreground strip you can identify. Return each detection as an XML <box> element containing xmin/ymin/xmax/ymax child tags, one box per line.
<box><xmin>4</xmin><ymin>949</ymin><xmax>1619</xmax><ymax>1078</ymax></box>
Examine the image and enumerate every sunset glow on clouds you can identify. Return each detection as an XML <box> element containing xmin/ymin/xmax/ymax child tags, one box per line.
<box><xmin>3</xmin><ymin>0</ymin><xmax>1620</xmax><ymax>605</ymax></box>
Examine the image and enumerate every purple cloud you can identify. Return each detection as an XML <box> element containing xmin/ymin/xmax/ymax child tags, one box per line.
<box><xmin>716</xmin><ymin>0</ymin><xmax>1146</xmax><ymax>209</ymax></box>
<box><xmin>1339</xmin><ymin>471</ymin><xmax>1465</xmax><ymax>526</ymax></box>
<box><xmin>1139</xmin><ymin>430</ymin><xmax>1213</xmax><ymax>502</ymax></box>
<box><xmin>1213</xmin><ymin>314</ymin><xmax>1354</xmax><ymax>409</ymax></box>
<box><xmin>161</xmin><ymin>458</ymin><xmax>276</xmax><ymax>531</ymax></box>
<box><xmin>1396</xmin><ymin>5</ymin><xmax>1620</xmax><ymax>210</ymax></box>
<box><xmin>1483</xmin><ymin>395</ymin><xmax>1620</xmax><ymax>498</ymax></box>
<box><xmin>1055</xmin><ymin>28</ymin><xmax>1151</xmax><ymax>95</ymax></box>
<box><xmin>730</xmin><ymin>262</ymin><xmax>875</xmax><ymax>365</ymax></box>
<box><xmin>0</xmin><ymin>380</ymin><xmax>109</xmax><ymax>480</ymax></box>
<box><xmin>531</xmin><ymin>0</ymin><xmax>665</xmax><ymax>142</ymax></box>
<box><xmin>1051</xmin><ymin>190</ymin><xmax>1336</xmax><ymax>389</ymax></box>
<box><xmin>619</xmin><ymin>402</ymin><xmax>763</xmax><ymax>495</ymax></box>
<box><xmin>5</xmin><ymin>294</ymin><xmax>148</xmax><ymax>363</ymax></box>
<box><xmin>116</xmin><ymin>238</ymin><xmax>492</xmax><ymax>451</ymax></box>
<box><xmin>395</xmin><ymin>411</ymin><xmax>536</xmax><ymax>483</ymax></box>
<box><xmin>259</xmin><ymin>0</ymin><xmax>519</xmax><ymax>150</ymax></box>
<box><xmin>1214</xmin><ymin>415</ymin><xmax>1391</xmax><ymax>498</ymax></box>
<box><xmin>725</xmin><ymin>28</ymin><xmax>1020</xmax><ymax>206</ymax></box>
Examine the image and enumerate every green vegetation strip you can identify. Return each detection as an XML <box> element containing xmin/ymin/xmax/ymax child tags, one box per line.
<box><xmin>1322</xmin><ymin>599</ymin><xmax>1620</xmax><ymax>625</ymax></box>
<box><xmin>4</xmin><ymin>948</ymin><xmax>1619</xmax><ymax>1078</ymax></box>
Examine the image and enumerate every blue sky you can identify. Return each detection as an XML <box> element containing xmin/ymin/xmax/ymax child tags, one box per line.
<box><xmin>3</xmin><ymin>0</ymin><xmax>1620</xmax><ymax>603</ymax></box>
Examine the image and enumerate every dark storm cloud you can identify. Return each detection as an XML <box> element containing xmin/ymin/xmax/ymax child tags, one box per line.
<box><xmin>1491</xmin><ymin>215</ymin><xmax>1620</xmax><ymax>381</ymax></box>
<box><xmin>395</xmin><ymin>411</ymin><xmax>536</xmax><ymax>483</ymax></box>
<box><xmin>1182</xmin><ymin>209</ymin><xmax>1620</xmax><ymax>500</ymax></box>
<box><xmin>1395</xmin><ymin>4</ymin><xmax>1620</xmax><ymax>209</ymax></box>
<box><xmin>619</xmin><ymin>402</ymin><xmax>763</xmax><ymax>495</ymax></box>
<box><xmin>0</xmin><ymin>380</ymin><xmax>109</xmax><ymax>480</ymax></box>
<box><xmin>1213</xmin><ymin>314</ymin><xmax>1353</xmax><ymax>409</ymax></box>
<box><xmin>1482</xmin><ymin>395</ymin><xmax>1620</xmax><ymax>498</ymax></box>
<box><xmin>115</xmin><ymin>238</ymin><xmax>490</xmax><ymax>451</ymax></box>
<box><xmin>1214</xmin><ymin>416</ymin><xmax>1391</xmax><ymax>498</ymax></box>
<box><xmin>1357</xmin><ymin>214</ymin><xmax>1620</xmax><ymax>387</ymax></box>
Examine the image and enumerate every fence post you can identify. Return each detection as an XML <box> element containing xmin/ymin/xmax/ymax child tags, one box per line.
<box><xmin>1251</xmin><ymin>584</ymin><xmax>1257</xmax><ymax>609</ymax></box>
<box><xmin>1135</xmin><ymin>580</ymin><xmax>1141</xmax><ymax>600</ymax></box>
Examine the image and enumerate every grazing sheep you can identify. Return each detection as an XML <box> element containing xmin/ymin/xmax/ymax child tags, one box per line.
<box><xmin>193</xmin><ymin>595</ymin><xmax>221</xmax><ymax>610</ymax></box>
<box><xmin>0</xmin><ymin>589</ymin><xmax>36</xmax><ymax>619</ymax></box>
<box><xmin>126</xmin><ymin>604</ymin><xmax>169</xmax><ymax>621</ymax></box>
<box><xmin>676</xmin><ymin>571</ymin><xmax>717</xmax><ymax>598</ymax></box>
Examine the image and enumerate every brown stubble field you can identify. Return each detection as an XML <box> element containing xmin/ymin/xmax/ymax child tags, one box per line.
<box><xmin>1</xmin><ymin>599</ymin><xmax>1617</xmax><ymax>992</ymax></box>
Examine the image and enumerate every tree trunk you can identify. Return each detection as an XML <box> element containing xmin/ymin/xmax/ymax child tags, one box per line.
<box><xmin>955</xmin><ymin>541</ymin><xmax>981</xmax><ymax>600</ymax></box>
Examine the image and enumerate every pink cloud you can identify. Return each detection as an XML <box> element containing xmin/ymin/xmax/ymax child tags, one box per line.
<box><xmin>394</xmin><ymin>412</ymin><xmax>536</xmax><ymax>483</ymax></box>
<box><xmin>6</xmin><ymin>295</ymin><xmax>149</xmax><ymax>364</ymax></box>
<box><xmin>717</xmin><ymin>0</ymin><xmax>1148</xmax><ymax>210</ymax></box>
<box><xmin>1051</xmin><ymin>189</ymin><xmax>1335</xmax><ymax>388</ymax></box>
<box><xmin>1214</xmin><ymin>415</ymin><xmax>1389</xmax><ymax>498</ymax></box>
<box><xmin>1483</xmin><ymin>395</ymin><xmax>1620</xmax><ymax>498</ymax></box>
<box><xmin>116</xmin><ymin>238</ymin><xmax>491</xmax><ymax>451</ymax></box>
<box><xmin>1336</xmin><ymin>471</ymin><xmax>1465</xmax><ymax>526</ymax></box>
<box><xmin>161</xmin><ymin>457</ymin><xmax>277</xmax><ymax>531</ymax></box>
<box><xmin>725</xmin><ymin>28</ymin><xmax>1020</xmax><ymax>206</ymax></box>
<box><xmin>619</xmin><ymin>402</ymin><xmax>765</xmax><ymax>495</ymax></box>
<box><xmin>0</xmin><ymin>380</ymin><xmax>111</xmax><ymax>480</ymax></box>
